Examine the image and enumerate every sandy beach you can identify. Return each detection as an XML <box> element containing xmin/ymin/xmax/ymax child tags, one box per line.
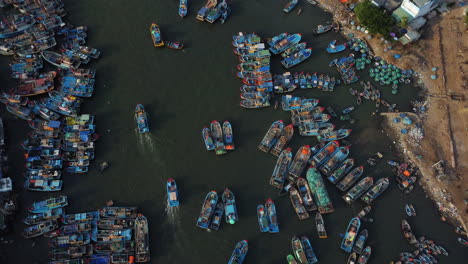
<box><xmin>315</xmin><ymin>0</ymin><xmax>468</xmax><ymax>230</ymax></box>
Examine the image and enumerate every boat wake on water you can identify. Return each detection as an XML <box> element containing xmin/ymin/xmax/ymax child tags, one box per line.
<box><xmin>136</xmin><ymin>131</ymin><xmax>156</xmax><ymax>152</ymax></box>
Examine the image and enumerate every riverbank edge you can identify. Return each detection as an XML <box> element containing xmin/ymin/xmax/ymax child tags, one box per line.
<box><xmin>314</xmin><ymin>0</ymin><xmax>467</xmax><ymax>231</ymax></box>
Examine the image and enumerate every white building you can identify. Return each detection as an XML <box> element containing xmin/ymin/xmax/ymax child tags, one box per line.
<box><xmin>400</xmin><ymin>0</ymin><xmax>437</xmax><ymax>19</ymax></box>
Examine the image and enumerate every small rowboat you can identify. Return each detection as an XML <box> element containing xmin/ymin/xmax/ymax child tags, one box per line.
<box><xmin>165</xmin><ymin>41</ymin><xmax>184</xmax><ymax>50</ymax></box>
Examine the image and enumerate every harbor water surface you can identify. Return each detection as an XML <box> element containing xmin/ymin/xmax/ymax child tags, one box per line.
<box><xmin>1</xmin><ymin>0</ymin><xmax>467</xmax><ymax>263</ymax></box>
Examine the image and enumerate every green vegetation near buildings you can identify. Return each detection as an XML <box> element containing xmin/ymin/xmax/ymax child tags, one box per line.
<box><xmin>354</xmin><ymin>0</ymin><xmax>396</xmax><ymax>38</ymax></box>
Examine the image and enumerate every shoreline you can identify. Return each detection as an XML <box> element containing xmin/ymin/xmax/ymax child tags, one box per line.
<box><xmin>315</xmin><ymin>0</ymin><xmax>467</xmax><ymax>230</ymax></box>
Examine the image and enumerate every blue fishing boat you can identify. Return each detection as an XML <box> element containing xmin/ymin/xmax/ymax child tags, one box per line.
<box><xmin>220</xmin><ymin>6</ymin><xmax>231</xmax><ymax>24</ymax></box>
<box><xmin>353</xmin><ymin>229</ymin><xmax>368</xmax><ymax>254</ymax></box>
<box><xmin>270</xmin><ymin>33</ymin><xmax>302</xmax><ymax>55</ymax></box>
<box><xmin>267</xmin><ymin>33</ymin><xmax>288</xmax><ymax>47</ymax></box>
<box><xmin>24</xmin><ymin>179</ymin><xmax>63</xmax><ymax>191</ymax></box>
<box><xmin>327</xmin><ymin>158</ymin><xmax>354</xmax><ymax>184</ymax></box>
<box><xmin>50</xmin><ymin>232</ymin><xmax>91</xmax><ymax>248</ymax></box>
<box><xmin>342</xmin><ymin>106</ymin><xmax>355</xmax><ymax>114</ymax></box>
<box><xmin>223</xmin><ymin>121</ymin><xmax>235</xmax><ymax>150</ymax></box>
<box><xmin>166</xmin><ymin>178</ymin><xmax>179</xmax><ymax>207</ymax></box>
<box><xmin>343</xmin><ymin>177</ymin><xmax>374</xmax><ymax>204</ymax></box>
<box><xmin>179</xmin><ymin>0</ymin><xmax>188</xmax><ymax>17</ymax></box>
<box><xmin>0</xmin><ymin>14</ymin><xmax>36</xmax><ymax>39</ymax></box>
<box><xmin>361</xmin><ymin>178</ymin><xmax>390</xmax><ymax>204</ymax></box>
<box><xmin>41</xmin><ymin>51</ymin><xmax>81</xmax><ymax>69</ymax></box>
<box><xmin>63</xmin><ymin>211</ymin><xmax>100</xmax><ymax>225</ymax></box>
<box><xmin>240</xmin><ymin>98</ymin><xmax>271</xmax><ymax>109</ymax></box>
<box><xmin>257</xmin><ymin>204</ymin><xmax>269</xmax><ymax>232</ymax></box>
<box><xmin>196</xmin><ymin>191</ymin><xmax>218</xmax><ymax>229</ymax></box>
<box><xmin>209</xmin><ymin>202</ymin><xmax>224</xmax><ymax>230</ymax></box>
<box><xmin>270</xmin><ymin>147</ymin><xmax>292</xmax><ymax>188</ymax></box>
<box><xmin>67</xmin><ymin>166</ymin><xmax>89</xmax><ymax>173</ymax></box>
<box><xmin>134</xmin><ymin>104</ymin><xmax>149</xmax><ymax>133</ymax></box>
<box><xmin>305</xmin><ymin>73</ymin><xmax>313</xmax><ymax>88</ymax></box>
<box><xmin>206</xmin><ymin>1</ymin><xmax>228</xmax><ymax>23</ymax></box>
<box><xmin>23</xmin><ymin>207</ymin><xmax>65</xmax><ymax>225</ymax></box>
<box><xmin>222</xmin><ymin>188</ymin><xmax>238</xmax><ymax>224</ymax></box>
<box><xmin>22</xmin><ymin>220</ymin><xmax>58</xmax><ymax>238</ymax></box>
<box><xmin>405</xmin><ymin>203</ymin><xmax>416</xmax><ymax>217</ymax></box>
<box><xmin>326</xmin><ymin>40</ymin><xmax>346</xmax><ymax>53</ymax></box>
<box><xmin>211</xmin><ymin>120</ymin><xmax>227</xmax><ymax>155</ymax></box>
<box><xmin>299</xmin><ymin>72</ymin><xmax>307</xmax><ymax>88</ymax></box>
<box><xmin>317</xmin><ymin>129</ymin><xmax>352</xmax><ymax>142</ymax></box>
<box><xmin>319</xmin><ymin>147</ymin><xmax>349</xmax><ymax>175</ymax></box>
<box><xmin>341</xmin><ymin>217</ymin><xmax>361</xmax><ymax>252</ymax></box>
<box><xmin>297</xmin><ymin>177</ymin><xmax>317</xmax><ymax>211</ymax></box>
<box><xmin>202</xmin><ymin>127</ymin><xmax>215</xmax><ymax>151</ymax></box>
<box><xmin>29</xmin><ymin>196</ymin><xmax>68</xmax><ymax>213</ymax></box>
<box><xmin>310</xmin><ymin>140</ymin><xmax>340</xmax><ymax>167</ymax></box>
<box><xmin>282</xmin><ymin>42</ymin><xmax>307</xmax><ymax>58</ymax></box>
<box><xmin>283</xmin><ymin>0</ymin><xmax>298</xmax><ymax>13</ymax></box>
<box><xmin>150</xmin><ymin>23</ymin><xmax>164</xmax><ymax>47</ymax></box>
<box><xmin>258</xmin><ymin>120</ymin><xmax>284</xmax><ymax>153</ymax></box>
<box><xmin>97</xmin><ymin>229</ymin><xmax>132</xmax><ymax>242</ymax></box>
<box><xmin>228</xmin><ymin>240</ymin><xmax>248</xmax><ymax>264</ymax></box>
<box><xmin>281</xmin><ymin>48</ymin><xmax>312</xmax><ymax>69</ymax></box>
<box><xmin>265</xmin><ymin>198</ymin><xmax>279</xmax><ymax>233</ymax></box>
<box><xmin>337</xmin><ymin>166</ymin><xmax>365</xmax><ymax>191</ymax></box>
<box><xmin>312</xmin><ymin>24</ymin><xmax>333</xmax><ymax>35</ymax></box>
<box><xmin>301</xmin><ymin>236</ymin><xmax>319</xmax><ymax>263</ymax></box>
<box><xmin>5</xmin><ymin>102</ymin><xmax>35</xmax><ymax>120</ymax></box>
<box><xmin>358</xmin><ymin>246</ymin><xmax>372</xmax><ymax>264</ymax></box>
<box><xmin>292</xmin><ymin>236</ymin><xmax>308</xmax><ymax>263</ymax></box>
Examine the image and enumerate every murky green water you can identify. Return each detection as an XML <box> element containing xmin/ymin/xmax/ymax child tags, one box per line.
<box><xmin>0</xmin><ymin>0</ymin><xmax>466</xmax><ymax>263</ymax></box>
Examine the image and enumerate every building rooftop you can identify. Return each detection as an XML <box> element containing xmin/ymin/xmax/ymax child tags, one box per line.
<box><xmin>408</xmin><ymin>16</ymin><xmax>427</xmax><ymax>30</ymax></box>
<box><xmin>410</xmin><ymin>0</ymin><xmax>433</xmax><ymax>8</ymax></box>
<box><xmin>392</xmin><ymin>6</ymin><xmax>414</xmax><ymax>21</ymax></box>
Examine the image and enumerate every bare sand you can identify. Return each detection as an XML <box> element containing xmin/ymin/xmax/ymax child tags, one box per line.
<box><xmin>314</xmin><ymin>0</ymin><xmax>468</xmax><ymax>230</ymax></box>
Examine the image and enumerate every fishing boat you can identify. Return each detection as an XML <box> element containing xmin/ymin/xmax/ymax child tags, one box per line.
<box><xmin>258</xmin><ymin>120</ymin><xmax>284</xmax><ymax>153</ymax></box>
<box><xmin>361</xmin><ymin>178</ymin><xmax>390</xmax><ymax>204</ymax></box>
<box><xmin>63</xmin><ymin>211</ymin><xmax>100</xmax><ymax>224</ymax></box>
<box><xmin>343</xmin><ymin>177</ymin><xmax>374</xmax><ymax>204</ymax></box>
<box><xmin>319</xmin><ymin>147</ymin><xmax>349</xmax><ymax>176</ymax></box>
<box><xmin>67</xmin><ymin>166</ymin><xmax>88</xmax><ymax>174</ymax></box>
<box><xmin>47</xmin><ymin>222</ymin><xmax>95</xmax><ymax>238</ymax></box>
<box><xmin>222</xmin><ymin>188</ymin><xmax>239</xmax><ymax>224</ymax></box>
<box><xmin>270</xmin><ymin>148</ymin><xmax>292</xmax><ymax>189</ymax></box>
<box><xmin>282</xmin><ymin>42</ymin><xmax>307</xmax><ymax>58</ymax></box>
<box><xmin>166</xmin><ymin>178</ymin><xmax>179</xmax><ymax>207</ymax></box>
<box><xmin>22</xmin><ymin>220</ymin><xmax>58</xmax><ymax>238</ymax></box>
<box><xmin>150</xmin><ymin>23</ymin><xmax>164</xmax><ymax>47</ymax></box>
<box><xmin>309</xmin><ymin>140</ymin><xmax>340</xmax><ymax>167</ymax></box>
<box><xmin>209</xmin><ymin>202</ymin><xmax>224</xmax><ymax>230</ymax></box>
<box><xmin>281</xmin><ymin>48</ymin><xmax>312</xmax><ymax>69</ymax></box>
<box><xmin>197</xmin><ymin>0</ymin><xmax>217</xmax><ymax>21</ymax></box>
<box><xmin>458</xmin><ymin>237</ymin><xmax>468</xmax><ymax>247</ymax></box>
<box><xmin>196</xmin><ymin>191</ymin><xmax>218</xmax><ymax>229</ymax></box>
<box><xmin>202</xmin><ymin>127</ymin><xmax>215</xmax><ymax>151</ymax></box>
<box><xmin>264</xmin><ymin>198</ymin><xmax>279</xmax><ymax>233</ymax></box>
<box><xmin>356</xmin><ymin>206</ymin><xmax>372</xmax><ymax>219</ymax></box>
<box><xmin>288</xmin><ymin>145</ymin><xmax>311</xmax><ymax>182</ymax></box>
<box><xmin>306</xmin><ymin>167</ymin><xmax>334</xmax><ymax>214</ymax></box>
<box><xmin>283</xmin><ymin>0</ymin><xmax>298</xmax><ymax>13</ymax></box>
<box><xmin>313</xmin><ymin>24</ymin><xmax>333</xmax><ymax>35</ymax></box>
<box><xmin>405</xmin><ymin>204</ymin><xmax>416</xmax><ymax>217</ymax></box>
<box><xmin>341</xmin><ymin>217</ymin><xmax>361</xmax><ymax>252</ymax></box>
<box><xmin>97</xmin><ymin>218</ymin><xmax>135</xmax><ymax>230</ymax></box>
<box><xmin>97</xmin><ymin>229</ymin><xmax>132</xmax><ymax>243</ymax></box>
<box><xmin>99</xmin><ymin>207</ymin><xmax>138</xmax><ymax>219</ymax></box>
<box><xmin>179</xmin><ymin>0</ymin><xmax>188</xmax><ymax>17</ymax></box>
<box><xmin>315</xmin><ymin>212</ymin><xmax>327</xmax><ymax>238</ymax></box>
<box><xmin>211</xmin><ymin>120</ymin><xmax>227</xmax><ymax>155</ymax></box>
<box><xmin>227</xmin><ymin>240</ymin><xmax>248</xmax><ymax>264</ymax></box>
<box><xmin>337</xmin><ymin>166</ymin><xmax>364</xmax><ymax>192</ymax></box>
<box><xmin>135</xmin><ymin>215</ymin><xmax>150</xmax><ymax>262</ymax></box>
<box><xmin>94</xmin><ymin>241</ymin><xmax>135</xmax><ymax>254</ymax></box>
<box><xmin>165</xmin><ymin>41</ymin><xmax>184</xmax><ymax>50</ymax></box>
<box><xmin>357</xmin><ymin>246</ymin><xmax>371</xmax><ymax>264</ymax></box>
<box><xmin>23</xmin><ymin>208</ymin><xmax>65</xmax><ymax>225</ymax></box>
<box><xmin>240</xmin><ymin>98</ymin><xmax>271</xmax><ymax>109</ymax></box>
<box><xmin>134</xmin><ymin>104</ymin><xmax>149</xmax><ymax>133</ymax></box>
<box><xmin>317</xmin><ymin>129</ymin><xmax>352</xmax><ymax>142</ymax></box>
<box><xmin>401</xmin><ymin>219</ymin><xmax>417</xmax><ymax>244</ymax></box>
<box><xmin>291</xmin><ymin>236</ymin><xmax>308</xmax><ymax>263</ymax></box>
<box><xmin>49</xmin><ymin>244</ymin><xmax>93</xmax><ymax>260</ymax></box>
<box><xmin>14</xmin><ymin>71</ymin><xmax>56</xmax><ymax>96</ymax></box>
<box><xmin>353</xmin><ymin>229</ymin><xmax>368</xmax><ymax>254</ymax></box>
<box><xmin>270</xmin><ymin>33</ymin><xmax>302</xmax><ymax>55</ymax></box>
<box><xmin>326</xmin><ymin>40</ymin><xmax>346</xmax><ymax>53</ymax></box>
<box><xmin>347</xmin><ymin>252</ymin><xmax>357</xmax><ymax>264</ymax></box>
<box><xmin>257</xmin><ymin>204</ymin><xmax>269</xmax><ymax>232</ymax></box>
<box><xmin>29</xmin><ymin>196</ymin><xmax>68</xmax><ymax>213</ymax></box>
<box><xmin>24</xmin><ymin>179</ymin><xmax>62</xmax><ymax>191</ymax></box>
<box><xmin>287</xmin><ymin>255</ymin><xmax>298</xmax><ymax>264</ymax></box>
<box><xmin>267</xmin><ymin>32</ymin><xmax>288</xmax><ymax>46</ymax></box>
<box><xmin>297</xmin><ymin>177</ymin><xmax>317</xmax><ymax>211</ymax></box>
<box><xmin>270</xmin><ymin>124</ymin><xmax>293</xmax><ymax>156</ymax></box>
<box><xmin>301</xmin><ymin>236</ymin><xmax>318</xmax><ymax>263</ymax></box>
<box><xmin>289</xmin><ymin>187</ymin><xmax>309</xmax><ymax>220</ymax></box>
<box><xmin>41</xmin><ymin>51</ymin><xmax>81</xmax><ymax>69</ymax></box>
<box><xmin>5</xmin><ymin>102</ymin><xmax>35</xmax><ymax>120</ymax></box>
<box><xmin>50</xmin><ymin>233</ymin><xmax>91</xmax><ymax>248</ymax></box>
<box><xmin>220</xmin><ymin>6</ymin><xmax>231</xmax><ymax>24</ymax></box>
<box><xmin>223</xmin><ymin>121</ymin><xmax>235</xmax><ymax>150</ymax></box>
<box><xmin>327</xmin><ymin>158</ymin><xmax>354</xmax><ymax>184</ymax></box>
